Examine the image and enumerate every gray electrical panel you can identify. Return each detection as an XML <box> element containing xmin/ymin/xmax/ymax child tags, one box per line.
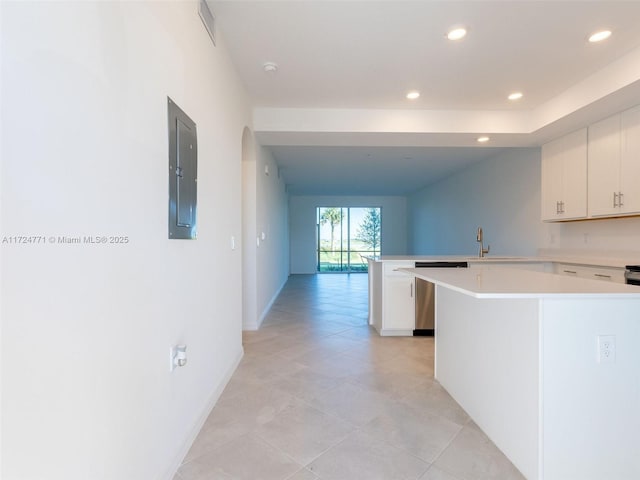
<box><xmin>167</xmin><ymin>97</ymin><xmax>197</xmax><ymax>239</ymax></box>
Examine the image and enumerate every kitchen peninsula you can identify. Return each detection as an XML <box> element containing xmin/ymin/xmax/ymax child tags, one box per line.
<box><xmin>367</xmin><ymin>255</ymin><xmax>635</xmax><ymax>336</ymax></box>
<box><xmin>378</xmin><ymin>262</ymin><xmax>640</xmax><ymax>480</ymax></box>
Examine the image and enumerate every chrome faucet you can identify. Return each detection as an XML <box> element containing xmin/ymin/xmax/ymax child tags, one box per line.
<box><xmin>477</xmin><ymin>227</ymin><xmax>490</xmax><ymax>258</ymax></box>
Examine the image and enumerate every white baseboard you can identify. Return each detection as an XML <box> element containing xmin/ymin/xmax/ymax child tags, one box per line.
<box><xmin>243</xmin><ymin>320</ymin><xmax>260</xmax><ymax>331</ymax></box>
<box><xmin>162</xmin><ymin>346</ymin><xmax>244</xmax><ymax>480</ymax></box>
<box><xmin>380</xmin><ymin>329</ymin><xmax>414</xmax><ymax>336</ymax></box>
<box><xmin>243</xmin><ymin>275</ymin><xmax>288</xmax><ymax>331</ymax></box>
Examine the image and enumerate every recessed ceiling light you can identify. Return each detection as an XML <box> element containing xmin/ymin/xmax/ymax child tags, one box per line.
<box><xmin>406</xmin><ymin>91</ymin><xmax>420</xmax><ymax>100</ymax></box>
<box><xmin>508</xmin><ymin>92</ymin><xmax>523</xmax><ymax>101</ymax></box>
<box><xmin>447</xmin><ymin>27</ymin><xmax>467</xmax><ymax>41</ymax></box>
<box><xmin>588</xmin><ymin>30</ymin><xmax>612</xmax><ymax>43</ymax></box>
<box><xmin>477</xmin><ymin>136</ymin><xmax>490</xmax><ymax>143</ymax></box>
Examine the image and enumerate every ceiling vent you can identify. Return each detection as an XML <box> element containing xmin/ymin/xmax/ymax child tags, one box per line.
<box><xmin>199</xmin><ymin>0</ymin><xmax>216</xmax><ymax>46</ymax></box>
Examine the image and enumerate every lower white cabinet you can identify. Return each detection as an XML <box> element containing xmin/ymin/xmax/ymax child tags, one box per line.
<box><xmin>554</xmin><ymin>263</ymin><xmax>625</xmax><ymax>284</ymax></box>
<box><xmin>381</xmin><ymin>262</ymin><xmax>415</xmax><ymax>335</ymax></box>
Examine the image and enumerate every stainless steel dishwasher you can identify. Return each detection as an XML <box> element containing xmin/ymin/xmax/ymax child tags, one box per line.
<box><xmin>414</xmin><ymin>261</ymin><xmax>468</xmax><ymax>336</ymax></box>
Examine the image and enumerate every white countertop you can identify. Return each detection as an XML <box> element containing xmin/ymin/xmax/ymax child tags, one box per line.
<box><xmin>367</xmin><ymin>254</ymin><xmax>640</xmax><ymax>269</ymax></box>
<box><xmin>368</xmin><ymin>255</ymin><xmax>537</xmax><ymax>264</ymax></box>
<box><xmin>400</xmin><ymin>266</ymin><xmax>640</xmax><ymax>299</ymax></box>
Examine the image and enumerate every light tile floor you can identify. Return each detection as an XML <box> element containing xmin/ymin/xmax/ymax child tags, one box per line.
<box><xmin>176</xmin><ymin>274</ymin><xmax>525</xmax><ymax>480</ymax></box>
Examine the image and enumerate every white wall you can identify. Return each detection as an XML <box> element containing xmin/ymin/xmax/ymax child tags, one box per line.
<box><xmin>247</xmin><ymin>144</ymin><xmax>289</xmax><ymax>329</ymax></box>
<box><xmin>408</xmin><ymin>149</ymin><xmax>552</xmax><ymax>256</ymax></box>
<box><xmin>407</xmin><ymin>146</ymin><xmax>640</xmax><ymax>258</ymax></box>
<box><xmin>1</xmin><ymin>2</ymin><xmax>248</xmax><ymax>479</ymax></box>
<box><xmin>550</xmin><ymin>215</ymin><xmax>640</xmax><ymax>254</ymax></box>
<box><xmin>241</xmin><ymin>128</ymin><xmax>258</xmax><ymax>329</ymax></box>
<box><xmin>289</xmin><ymin>195</ymin><xmax>407</xmax><ymax>274</ymax></box>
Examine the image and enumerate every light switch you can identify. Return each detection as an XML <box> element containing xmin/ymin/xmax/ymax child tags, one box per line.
<box><xmin>261</xmin><ymin>232</ymin><xmax>266</xmax><ymax>240</ymax></box>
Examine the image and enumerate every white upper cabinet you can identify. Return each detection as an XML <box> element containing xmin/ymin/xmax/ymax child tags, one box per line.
<box><xmin>588</xmin><ymin>105</ymin><xmax>640</xmax><ymax>217</ymax></box>
<box><xmin>620</xmin><ymin>105</ymin><xmax>640</xmax><ymax>214</ymax></box>
<box><xmin>541</xmin><ymin>137</ymin><xmax>564</xmax><ymax>220</ymax></box>
<box><xmin>588</xmin><ymin>114</ymin><xmax>620</xmax><ymax>217</ymax></box>
<box><xmin>541</xmin><ymin>128</ymin><xmax>587</xmax><ymax>222</ymax></box>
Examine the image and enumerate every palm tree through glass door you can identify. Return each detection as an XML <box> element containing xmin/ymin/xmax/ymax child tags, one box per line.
<box><xmin>316</xmin><ymin>207</ymin><xmax>381</xmax><ymax>272</ymax></box>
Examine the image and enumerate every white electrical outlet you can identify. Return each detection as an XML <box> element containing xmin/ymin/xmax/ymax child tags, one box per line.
<box><xmin>169</xmin><ymin>345</ymin><xmax>188</xmax><ymax>372</ymax></box>
<box><xmin>597</xmin><ymin>335</ymin><xmax>616</xmax><ymax>364</ymax></box>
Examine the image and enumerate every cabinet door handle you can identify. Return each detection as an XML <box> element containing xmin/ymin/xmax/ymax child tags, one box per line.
<box><xmin>410</xmin><ymin>283</ymin><xmax>414</xmax><ymax>298</ymax></box>
<box><xmin>557</xmin><ymin>201</ymin><xmax>565</xmax><ymax>214</ymax></box>
<box><xmin>594</xmin><ymin>274</ymin><xmax>612</xmax><ymax>279</ymax></box>
<box><xmin>619</xmin><ymin>192</ymin><xmax>624</xmax><ymax>207</ymax></box>
<box><xmin>563</xmin><ymin>269</ymin><xmax>577</xmax><ymax>274</ymax></box>
<box><xmin>613</xmin><ymin>192</ymin><xmax>619</xmax><ymax>207</ymax></box>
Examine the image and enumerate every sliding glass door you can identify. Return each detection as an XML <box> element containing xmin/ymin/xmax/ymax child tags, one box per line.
<box><xmin>316</xmin><ymin>207</ymin><xmax>381</xmax><ymax>272</ymax></box>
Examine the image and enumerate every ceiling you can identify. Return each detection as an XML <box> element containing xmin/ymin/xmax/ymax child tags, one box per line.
<box><xmin>271</xmin><ymin>145</ymin><xmax>506</xmax><ymax>195</ymax></box>
<box><xmin>210</xmin><ymin>1</ymin><xmax>640</xmax><ymax>195</ymax></box>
